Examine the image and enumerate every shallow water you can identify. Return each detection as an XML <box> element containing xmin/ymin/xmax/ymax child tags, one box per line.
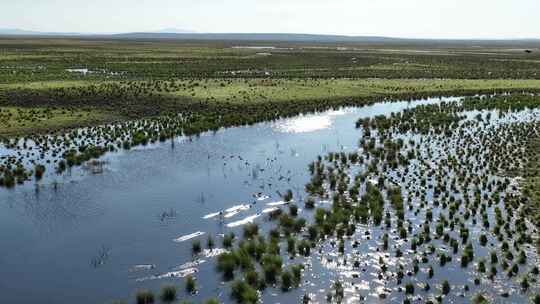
<box><xmin>3</xmin><ymin>96</ymin><xmax>536</xmax><ymax>304</ymax></box>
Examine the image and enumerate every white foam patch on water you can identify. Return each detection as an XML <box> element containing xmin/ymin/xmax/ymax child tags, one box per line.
<box><xmin>266</xmin><ymin>200</ymin><xmax>290</xmax><ymax>206</ymax></box>
<box><xmin>173</xmin><ymin>231</ymin><xmax>205</xmax><ymax>242</ymax></box>
<box><xmin>262</xmin><ymin>207</ymin><xmax>280</xmax><ymax>213</ymax></box>
<box><xmin>173</xmin><ymin>260</ymin><xmax>206</xmax><ymax>270</ymax></box>
<box><xmin>225</xmin><ymin>204</ymin><xmax>251</xmax><ymax>213</ymax></box>
<box><xmin>224</xmin><ymin>210</ymin><xmax>240</xmax><ymax>218</ymax></box>
<box><xmin>136</xmin><ymin>268</ymin><xmax>198</xmax><ymax>282</ymax></box>
<box><xmin>129</xmin><ymin>264</ymin><xmax>156</xmax><ymax>272</ymax></box>
<box><xmin>202</xmin><ymin>212</ymin><xmax>221</xmax><ymax>219</ymax></box>
<box><xmin>202</xmin><ymin>248</ymin><xmax>229</xmax><ymax>258</ymax></box>
<box><xmin>226</xmin><ymin>213</ymin><xmax>261</xmax><ymax>227</ymax></box>
<box><xmin>224</xmin><ymin>204</ymin><xmax>251</xmax><ymax>218</ymax></box>
<box><xmin>203</xmin><ymin>204</ymin><xmax>252</xmax><ymax>220</ymax></box>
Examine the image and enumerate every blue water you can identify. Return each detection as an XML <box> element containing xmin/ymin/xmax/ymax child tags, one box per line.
<box><xmin>1</xmin><ymin>97</ymin><xmax>480</xmax><ymax>304</ymax></box>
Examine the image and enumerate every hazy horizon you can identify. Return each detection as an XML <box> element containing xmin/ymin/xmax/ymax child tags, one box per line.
<box><xmin>2</xmin><ymin>0</ymin><xmax>539</xmax><ymax>39</ymax></box>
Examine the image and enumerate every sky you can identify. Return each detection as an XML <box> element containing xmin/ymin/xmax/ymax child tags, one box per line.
<box><xmin>2</xmin><ymin>0</ymin><xmax>539</xmax><ymax>39</ymax></box>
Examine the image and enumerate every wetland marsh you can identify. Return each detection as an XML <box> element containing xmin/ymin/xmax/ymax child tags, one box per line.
<box><xmin>1</xmin><ymin>38</ymin><xmax>540</xmax><ymax>304</ymax></box>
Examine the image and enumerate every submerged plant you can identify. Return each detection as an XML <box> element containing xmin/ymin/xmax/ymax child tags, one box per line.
<box><xmin>230</xmin><ymin>280</ymin><xmax>258</xmax><ymax>304</ymax></box>
<box><xmin>185</xmin><ymin>275</ymin><xmax>197</xmax><ymax>294</ymax></box>
<box><xmin>159</xmin><ymin>285</ymin><xmax>177</xmax><ymax>303</ymax></box>
<box><xmin>135</xmin><ymin>290</ymin><xmax>155</xmax><ymax>304</ymax></box>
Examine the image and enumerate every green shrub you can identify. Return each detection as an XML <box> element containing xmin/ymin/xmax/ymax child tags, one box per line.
<box><xmin>185</xmin><ymin>275</ymin><xmax>197</xmax><ymax>294</ymax></box>
<box><xmin>135</xmin><ymin>290</ymin><xmax>155</xmax><ymax>304</ymax></box>
<box><xmin>159</xmin><ymin>285</ymin><xmax>177</xmax><ymax>303</ymax></box>
<box><xmin>231</xmin><ymin>280</ymin><xmax>258</xmax><ymax>304</ymax></box>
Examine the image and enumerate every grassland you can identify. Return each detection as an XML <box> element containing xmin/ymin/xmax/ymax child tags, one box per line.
<box><xmin>1</xmin><ymin>37</ymin><xmax>540</xmax><ymax>136</ymax></box>
<box><xmin>2</xmin><ymin>37</ymin><xmax>540</xmax><ymax>83</ymax></box>
<box><xmin>0</xmin><ymin>106</ymin><xmax>117</xmax><ymax>136</ymax></box>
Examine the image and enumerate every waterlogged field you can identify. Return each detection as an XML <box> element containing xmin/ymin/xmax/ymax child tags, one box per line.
<box><xmin>0</xmin><ymin>95</ymin><xmax>539</xmax><ymax>304</ymax></box>
<box><xmin>1</xmin><ymin>38</ymin><xmax>540</xmax><ymax>304</ymax></box>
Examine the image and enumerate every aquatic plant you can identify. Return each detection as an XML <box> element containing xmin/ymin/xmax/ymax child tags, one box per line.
<box><xmin>280</xmin><ymin>270</ymin><xmax>293</xmax><ymax>291</ymax></box>
<box><xmin>230</xmin><ymin>280</ymin><xmax>258</xmax><ymax>304</ymax></box>
<box><xmin>305</xmin><ymin>198</ymin><xmax>315</xmax><ymax>209</ymax></box>
<box><xmin>217</xmin><ymin>252</ymin><xmax>237</xmax><ymax>280</ymax></box>
<box><xmin>135</xmin><ymin>290</ymin><xmax>155</xmax><ymax>304</ymax></box>
<box><xmin>405</xmin><ymin>282</ymin><xmax>415</xmax><ymax>295</ymax></box>
<box><xmin>244</xmin><ymin>270</ymin><xmax>265</xmax><ymax>290</ymax></box>
<box><xmin>289</xmin><ymin>204</ymin><xmax>298</xmax><ymax>217</ymax></box>
<box><xmin>471</xmin><ymin>293</ymin><xmax>488</xmax><ymax>304</ymax></box>
<box><xmin>283</xmin><ymin>189</ymin><xmax>293</xmax><ymax>202</ymax></box>
<box><xmin>243</xmin><ymin>223</ymin><xmax>259</xmax><ymax>239</ymax></box>
<box><xmin>297</xmin><ymin>239</ymin><xmax>311</xmax><ymax>256</ymax></box>
<box><xmin>332</xmin><ymin>280</ymin><xmax>344</xmax><ymax>303</ymax></box>
<box><xmin>192</xmin><ymin>240</ymin><xmax>202</xmax><ymax>254</ymax></box>
<box><xmin>207</xmin><ymin>236</ymin><xmax>215</xmax><ymax>250</ymax></box>
<box><xmin>441</xmin><ymin>280</ymin><xmax>450</xmax><ymax>295</ymax></box>
<box><xmin>159</xmin><ymin>285</ymin><xmax>177</xmax><ymax>303</ymax></box>
<box><xmin>34</xmin><ymin>164</ymin><xmax>46</xmax><ymax>180</ymax></box>
<box><xmin>261</xmin><ymin>254</ymin><xmax>282</xmax><ymax>284</ymax></box>
<box><xmin>185</xmin><ymin>275</ymin><xmax>197</xmax><ymax>294</ymax></box>
<box><xmin>223</xmin><ymin>232</ymin><xmax>235</xmax><ymax>248</ymax></box>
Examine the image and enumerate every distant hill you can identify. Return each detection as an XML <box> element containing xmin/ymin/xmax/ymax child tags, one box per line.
<box><xmin>111</xmin><ymin>32</ymin><xmax>401</xmax><ymax>43</ymax></box>
<box><xmin>0</xmin><ymin>28</ymin><xmax>45</xmax><ymax>35</ymax></box>
<box><xmin>0</xmin><ymin>28</ymin><xmax>85</xmax><ymax>36</ymax></box>
<box><xmin>1</xmin><ymin>28</ymin><xmax>539</xmax><ymax>45</ymax></box>
<box><xmin>107</xmin><ymin>33</ymin><xmax>540</xmax><ymax>46</ymax></box>
<box><xmin>0</xmin><ymin>28</ymin><xmax>195</xmax><ymax>36</ymax></box>
<box><xmin>152</xmin><ymin>28</ymin><xmax>196</xmax><ymax>34</ymax></box>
